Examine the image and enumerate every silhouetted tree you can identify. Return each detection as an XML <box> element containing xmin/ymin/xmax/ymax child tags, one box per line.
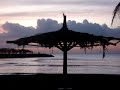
<box><xmin>0</xmin><ymin>48</ymin><xmax>33</xmax><ymax>54</ymax></box>
<box><xmin>111</xmin><ymin>2</ymin><xmax>120</xmax><ymax>25</ymax></box>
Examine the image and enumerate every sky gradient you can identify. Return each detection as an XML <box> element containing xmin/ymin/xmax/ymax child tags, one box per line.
<box><xmin>0</xmin><ymin>0</ymin><xmax>119</xmax><ymax>27</ymax></box>
<box><xmin>0</xmin><ymin>0</ymin><xmax>120</xmax><ymax>54</ymax></box>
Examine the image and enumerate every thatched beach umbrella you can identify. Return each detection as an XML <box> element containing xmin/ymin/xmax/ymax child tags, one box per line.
<box><xmin>7</xmin><ymin>14</ymin><xmax>120</xmax><ymax>75</ymax></box>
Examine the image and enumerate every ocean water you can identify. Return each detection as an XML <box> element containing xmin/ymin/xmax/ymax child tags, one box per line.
<box><xmin>0</xmin><ymin>53</ymin><xmax>120</xmax><ymax>75</ymax></box>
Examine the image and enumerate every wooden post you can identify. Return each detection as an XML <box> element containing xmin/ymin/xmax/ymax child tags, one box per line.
<box><xmin>63</xmin><ymin>41</ymin><xmax>67</xmax><ymax>76</ymax></box>
<box><xmin>63</xmin><ymin>41</ymin><xmax>67</xmax><ymax>90</ymax></box>
<box><xmin>63</xmin><ymin>49</ymin><xmax>67</xmax><ymax>75</ymax></box>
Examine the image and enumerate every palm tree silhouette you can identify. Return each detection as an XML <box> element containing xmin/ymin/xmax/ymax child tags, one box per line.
<box><xmin>111</xmin><ymin>2</ymin><xmax>120</xmax><ymax>25</ymax></box>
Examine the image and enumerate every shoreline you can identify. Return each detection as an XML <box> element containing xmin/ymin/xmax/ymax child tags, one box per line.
<box><xmin>0</xmin><ymin>53</ymin><xmax>54</xmax><ymax>58</ymax></box>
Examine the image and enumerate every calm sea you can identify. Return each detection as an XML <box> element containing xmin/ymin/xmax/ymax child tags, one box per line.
<box><xmin>0</xmin><ymin>53</ymin><xmax>120</xmax><ymax>75</ymax></box>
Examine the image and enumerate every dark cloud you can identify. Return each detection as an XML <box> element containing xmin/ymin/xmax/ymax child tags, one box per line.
<box><xmin>0</xmin><ymin>0</ymin><xmax>119</xmax><ymax>7</ymax></box>
<box><xmin>1</xmin><ymin>18</ymin><xmax>120</xmax><ymax>48</ymax></box>
<box><xmin>67</xmin><ymin>20</ymin><xmax>106</xmax><ymax>36</ymax></box>
<box><xmin>67</xmin><ymin>19</ymin><xmax>120</xmax><ymax>38</ymax></box>
<box><xmin>0</xmin><ymin>22</ymin><xmax>36</xmax><ymax>48</ymax></box>
<box><xmin>37</xmin><ymin>19</ymin><xmax>62</xmax><ymax>33</ymax></box>
<box><xmin>2</xmin><ymin>22</ymin><xmax>36</xmax><ymax>37</ymax></box>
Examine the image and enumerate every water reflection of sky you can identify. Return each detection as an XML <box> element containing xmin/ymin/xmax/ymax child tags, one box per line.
<box><xmin>0</xmin><ymin>54</ymin><xmax>120</xmax><ymax>75</ymax></box>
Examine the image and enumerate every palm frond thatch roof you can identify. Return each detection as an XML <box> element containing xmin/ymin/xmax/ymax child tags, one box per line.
<box><xmin>7</xmin><ymin>14</ymin><xmax>120</xmax><ymax>58</ymax></box>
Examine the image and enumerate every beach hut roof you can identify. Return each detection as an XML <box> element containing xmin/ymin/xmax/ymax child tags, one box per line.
<box><xmin>7</xmin><ymin>14</ymin><xmax>120</xmax><ymax>58</ymax></box>
<box><xmin>7</xmin><ymin>14</ymin><xmax>120</xmax><ymax>75</ymax></box>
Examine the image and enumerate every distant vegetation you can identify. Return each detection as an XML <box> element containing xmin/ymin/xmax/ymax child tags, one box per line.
<box><xmin>0</xmin><ymin>48</ymin><xmax>33</xmax><ymax>54</ymax></box>
<box><xmin>0</xmin><ymin>48</ymin><xmax>54</xmax><ymax>58</ymax></box>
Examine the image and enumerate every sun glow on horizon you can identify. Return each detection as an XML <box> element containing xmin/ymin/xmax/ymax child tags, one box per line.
<box><xmin>0</xmin><ymin>27</ymin><xmax>7</xmax><ymax>33</ymax></box>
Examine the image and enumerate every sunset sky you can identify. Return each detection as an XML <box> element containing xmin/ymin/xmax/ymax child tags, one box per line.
<box><xmin>0</xmin><ymin>0</ymin><xmax>119</xmax><ymax>27</ymax></box>
<box><xmin>0</xmin><ymin>0</ymin><xmax>120</xmax><ymax>54</ymax></box>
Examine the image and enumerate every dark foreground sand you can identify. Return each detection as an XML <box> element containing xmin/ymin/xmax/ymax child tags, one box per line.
<box><xmin>0</xmin><ymin>74</ymin><xmax>120</xmax><ymax>89</ymax></box>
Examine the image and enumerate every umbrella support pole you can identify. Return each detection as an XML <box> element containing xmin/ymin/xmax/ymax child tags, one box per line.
<box><xmin>63</xmin><ymin>50</ymin><xmax>67</xmax><ymax>76</ymax></box>
<box><xmin>63</xmin><ymin>49</ymin><xmax>67</xmax><ymax>89</ymax></box>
